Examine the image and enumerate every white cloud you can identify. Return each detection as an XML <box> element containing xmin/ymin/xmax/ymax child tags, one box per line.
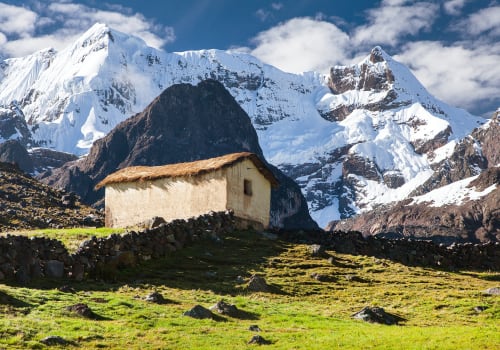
<box><xmin>443</xmin><ymin>0</ymin><xmax>469</xmax><ymax>16</ymax></box>
<box><xmin>255</xmin><ymin>9</ymin><xmax>271</xmax><ymax>22</ymax></box>
<box><xmin>395</xmin><ymin>41</ymin><xmax>500</xmax><ymax>112</ymax></box>
<box><xmin>0</xmin><ymin>3</ymin><xmax>38</xmax><ymax>37</ymax></box>
<box><xmin>0</xmin><ymin>1</ymin><xmax>174</xmax><ymax>58</ymax></box>
<box><xmin>250</xmin><ymin>18</ymin><xmax>350</xmax><ymax>74</ymax></box>
<box><xmin>457</xmin><ymin>6</ymin><xmax>500</xmax><ymax>37</ymax></box>
<box><xmin>353</xmin><ymin>1</ymin><xmax>439</xmax><ymax>46</ymax></box>
<box><xmin>271</xmin><ymin>3</ymin><xmax>283</xmax><ymax>11</ymax></box>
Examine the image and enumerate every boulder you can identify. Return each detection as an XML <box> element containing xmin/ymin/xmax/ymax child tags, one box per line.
<box><xmin>246</xmin><ymin>274</ymin><xmax>270</xmax><ymax>292</ymax></box>
<box><xmin>352</xmin><ymin>306</ymin><xmax>403</xmax><ymax>325</ymax></box>
<box><xmin>183</xmin><ymin>305</ymin><xmax>214</xmax><ymax>319</ymax></box>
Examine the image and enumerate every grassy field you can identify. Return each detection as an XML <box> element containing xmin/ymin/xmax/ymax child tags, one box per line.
<box><xmin>0</xmin><ymin>229</ymin><xmax>499</xmax><ymax>349</ymax></box>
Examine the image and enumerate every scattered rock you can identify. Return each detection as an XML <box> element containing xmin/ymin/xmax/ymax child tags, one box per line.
<box><xmin>310</xmin><ymin>272</ymin><xmax>336</xmax><ymax>282</ymax></box>
<box><xmin>40</xmin><ymin>335</ymin><xmax>70</xmax><ymax>346</ymax></box>
<box><xmin>249</xmin><ymin>325</ymin><xmax>261</xmax><ymax>332</ymax></box>
<box><xmin>308</xmin><ymin>244</ymin><xmax>325</xmax><ymax>257</ymax></box>
<box><xmin>58</xmin><ymin>285</ymin><xmax>76</xmax><ymax>293</ymax></box>
<box><xmin>474</xmin><ymin>306</ymin><xmax>488</xmax><ymax>313</ymax></box>
<box><xmin>210</xmin><ymin>300</ymin><xmax>239</xmax><ymax>317</ymax></box>
<box><xmin>352</xmin><ymin>306</ymin><xmax>403</xmax><ymax>325</ymax></box>
<box><xmin>344</xmin><ymin>274</ymin><xmax>367</xmax><ymax>283</ymax></box>
<box><xmin>66</xmin><ymin>303</ymin><xmax>97</xmax><ymax>319</ymax></box>
<box><xmin>183</xmin><ymin>305</ymin><xmax>214</xmax><ymax>319</ymax></box>
<box><xmin>483</xmin><ymin>287</ymin><xmax>500</xmax><ymax>295</ymax></box>
<box><xmin>246</xmin><ymin>274</ymin><xmax>270</xmax><ymax>292</ymax></box>
<box><xmin>235</xmin><ymin>275</ymin><xmax>246</xmax><ymax>284</ymax></box>
<box><xmin>144</xmin><ymin>291</ymin><xmax>167</xmax><ymax>304</ymax></box>
<box><xmin>248</xmin><ymin>335</ymin><xmax>271</xmax><ymax>345</ymax></box>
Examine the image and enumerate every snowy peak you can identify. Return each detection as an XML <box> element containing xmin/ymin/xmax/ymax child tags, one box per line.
<box><xmin>0</xmin><ymin>24</ymin><xmax>489</xmax><ymax>230</ymax></box>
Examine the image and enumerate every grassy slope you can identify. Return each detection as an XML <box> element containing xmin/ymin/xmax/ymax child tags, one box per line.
<box><xmin>0</xmin><ymin>229</ymin><xmax>498</xmax><ymax>349</ymax></box>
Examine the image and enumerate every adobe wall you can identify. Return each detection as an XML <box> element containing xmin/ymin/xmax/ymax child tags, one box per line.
<box><xmin>226</xmin><ymin>158</ymin><xmax>271</xmax><ymax>228</ymax></box>
<box><xmin>105</xmin><ymin>170</ymin><xmax>227</xmax><ymax>227</ymax></box>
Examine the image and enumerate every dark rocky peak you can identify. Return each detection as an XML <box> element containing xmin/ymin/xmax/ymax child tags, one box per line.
<box><xmin>39</xmin><ymin>80</ymin><xmax>317</xmax><ymax>230</ymax></box>
<box><xmin>0</xmin><ymin>140</ymin><xmax>33</xmax><ymax>174</ymax></box>
<box><xmin>328</xmin><ymin>46</ymin><xmax>395</xmax><ymax>95</ymax></box>
<box><xmin>369</xmin><ymin>46</ymin><xmax>388</xmax><ymax>63</ymax></box>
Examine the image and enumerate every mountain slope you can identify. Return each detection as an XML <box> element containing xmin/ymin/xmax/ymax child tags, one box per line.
<box><xmin>40</xmin><ymin>80</ymin><xmax>317</xmax><ymax>230</ymax></box>
<box><xmin>0</xmin><ymin>162</ymin><xmax>102</xmax><ymax>230</ymax></box>
<box><xmin>328</xmin><ymin>111</ymin><xmax>500</xmax><ymax>243</ymax></box>
<box><xmin>0</xmin><ymin>24</ymin><xmax>486</xmax><ymax>227</ymax></box>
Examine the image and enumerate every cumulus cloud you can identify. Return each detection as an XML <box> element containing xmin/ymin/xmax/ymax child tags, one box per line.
<box><xmin>353</xmin><ymin>0</ymin><xmax>439</xmax><ymax>46</ymax></box>
<box><xmin>443</xmin><ymin>0</ymin><xmax>470</xmax><ymax>16</ymax></box>
<box><xmin>395</xmin><ymin>41</ymin><xmax>500</xmax><ymax>113</ymax></box>
<box><xmin>0</xmin><ymin>1</ymin><xmax>174</xmax><ymax>58</ymax></box>
<box><xmin>0</xmin><ymin>3</ymin><xmax>38</xmax><ymax>37</ymax></box>
<box><xmin>248</xmin><ymin>1</ymin><xmax>500</xmax><ymax>114</ymax></box>
<box><xmin>250</xmin><ymin>17</ymin><xmax>350</xmax><ymax>74</ymax></box>
<box><xmin>456</xmin><ymin>5</ymin><xmax>500</xmax><ymax>37</ymax></box>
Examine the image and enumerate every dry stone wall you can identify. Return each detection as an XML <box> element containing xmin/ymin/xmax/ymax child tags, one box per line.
<box><xmin>0</xmin><ymin>211</ymin><xmax>236</xmax><ymax>284</ymax></box>
<box><xmin>294</xmin><ymin>230</ymin><xmax>500</xmax><ymax>270</ymax></box>
<box><xmin>1</xmin><ymin>213</ymin><xmax>499</xmax><ymax>285</ymax></box>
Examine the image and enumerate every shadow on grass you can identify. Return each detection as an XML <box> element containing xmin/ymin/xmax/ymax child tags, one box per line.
<box><xmin>5</xmin><ymin>230</ymin><xmax>290</xmax><ymax>296</ymax></box>
<box><xmin>0</xmin><ymin>290</ymin><xmax>33</xmax><ymax>308</ymax></box>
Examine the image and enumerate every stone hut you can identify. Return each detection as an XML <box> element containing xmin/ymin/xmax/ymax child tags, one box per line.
<box><xmin>96</xmin><ymin>152</ymin><xmax>278</xmax><ymax>229</ymax></box>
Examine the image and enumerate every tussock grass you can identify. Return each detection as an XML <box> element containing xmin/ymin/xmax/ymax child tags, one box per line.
<box><xmin>0</xmin><ymin>230</ymin><xmax>498</xmax><ymax>349</ymax></box>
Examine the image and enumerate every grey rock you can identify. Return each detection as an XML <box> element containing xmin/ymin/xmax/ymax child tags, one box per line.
<box><xmin>183</xmin><ymin>305</ymin><xmax>214</xmax><ymax>319</ymax></box>
<box><xmin>210</xmin><ymin>300</ymin><xmax>239</xmax><ymax>317</ymax></box>
<box><xmin>308</xmin><ymin>244</ymin><xmax>325</xmax><ymax>257</ymax></box>
<box><xmin>249</xmin><ymin>325</ymin><xmax>261</xmax><ymax>332</ymax></box>
<box><xmin>352</xmin><ymin>306</ymin><xmax>403</xmax><ymax>325</ymax></box>
<box><xmin>40</xmin><ymin>335</ymin><xmax>70</xmax><ymax>346</ymax></box>
<box><xmin>45</xmin><ymin>260</ymin><xmax>64</xmax><ymax>278</ymax></box>
<box><xmin>246</xmin><ymin>274</ymin><xmax>270</xmax><ymax>292</ymax></box>
<box><xmin>483</xmin><ymin>287</ymin><xmax>500</xmax><ymax>295</ymax></box>
<box><xmin>248</xmin><ymin>335</ymin><xmax>271</xmax><ymax>345</ymax></box>
<box><xmin>144</xmin><ymin>291</ymin><xmax>166</xmax><ymax>304</ymax></box>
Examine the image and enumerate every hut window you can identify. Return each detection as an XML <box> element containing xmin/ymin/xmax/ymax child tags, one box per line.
<box><xmin>244</xmin><ymin>179</ymin><xmax>253</xmax><ymax>196</ymax></box>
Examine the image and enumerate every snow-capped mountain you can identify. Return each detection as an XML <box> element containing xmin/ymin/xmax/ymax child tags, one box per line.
<box><xmin>0</xmin><ymin>23</ymin><xmax>486</xmax><ymax>227</ymax></box>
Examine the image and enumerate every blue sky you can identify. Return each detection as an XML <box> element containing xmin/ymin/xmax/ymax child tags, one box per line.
<box><xmin>0</xmin><ymin>0</ymin><xmax>499</xmax><ymax>116</ymax></box>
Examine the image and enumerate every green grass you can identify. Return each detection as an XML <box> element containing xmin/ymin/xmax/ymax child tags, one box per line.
<box><xmin>0</xmin><ymin>227</ymin><xmax>125</xmax><ymax>252</ymax></box>
<box><xmin>0</xmin><ymin>230</ymin><xmax>499</xmax><ymax>349</ymax></box>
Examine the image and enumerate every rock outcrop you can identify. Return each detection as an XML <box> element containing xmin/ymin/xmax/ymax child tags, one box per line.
<box><xmin>39</xmin><ymin>80</ymin><xmax>317</xmax><ymax>230</ymax></box>
<box><xmin>0</xmin><ymin>140</ymin><xmax>33</xmax><ymax>173</ymax></box>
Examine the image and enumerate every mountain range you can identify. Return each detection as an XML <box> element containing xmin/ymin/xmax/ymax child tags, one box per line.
<box><xmin>0</xmin><ymin>23</ymin><xmax>497</xmax><ymax>238</ymax></box>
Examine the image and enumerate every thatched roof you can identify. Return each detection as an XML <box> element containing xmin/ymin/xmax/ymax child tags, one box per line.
<box><xmin>95</xmin><ymin>152</ymin><xmax>279</xmax><ymax>189</ymax></box>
